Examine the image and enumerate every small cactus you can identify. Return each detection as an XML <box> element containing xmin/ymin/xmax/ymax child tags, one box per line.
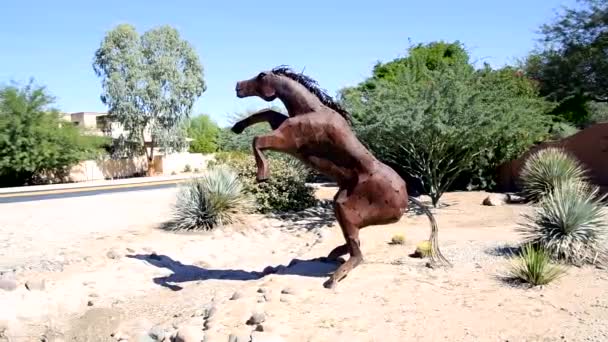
<box><xmin>414</xmin><ymin>240</ymin><xmax>432</xmax><ymax>257</ymax></box>
<box><xmin>389</xmin><ymin>234</ymin><xmax>406</xmax><ymax>245</ymax></box>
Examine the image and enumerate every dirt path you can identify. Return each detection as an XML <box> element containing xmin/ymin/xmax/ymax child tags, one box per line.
<box><xmin>1</xmin><ymin>189</ymin><xmax>607</xmax><ymax>342</ymax></box>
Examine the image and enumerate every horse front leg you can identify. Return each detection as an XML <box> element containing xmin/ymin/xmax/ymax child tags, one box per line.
<box><xmin>252</xmin><ymin>129</ymin><xmax>296</xmax><ymax>182</ymax></box>
<box><xmin>231</xmin><ymin>109</ymin><xmax>288</xmax><ymax>134</ymax></box>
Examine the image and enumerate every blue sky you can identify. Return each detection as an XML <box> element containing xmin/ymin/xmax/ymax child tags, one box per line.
<box><xmin>1</xmin><ymin>0</ymin><xmax>577</xmax><ymax>127</ymax></box>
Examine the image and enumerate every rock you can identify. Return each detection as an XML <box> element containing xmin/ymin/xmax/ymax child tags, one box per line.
<box><xmin>25</xmin><ymin>279</ymin><xmax>46</xmax><ymax>291</ymax></box>
<box><xmin>126</xmin><ymin>248</ymin><xmax>135</xmax><ymax>253</ymax></box>
<box><xmin>174</xmin><ymin>325</ymin><xmax>205</xmax><ymax>342</ymax></box>
<box><xmin>482</xmin><ymin>194</ymin><xmax>507</xmax><ymax>206</ymax></box>
<box><xmin>0</xmin><ymin>279</ymin><xmax>17</xmax><ymax>291</ymax></box>
<box><xmin>106</xmin><ymin>249</ymin><xmax>121</xmax><ymax>260</ymax></box>
<box><xmin>206</xmin><ymin>306</ymin><xmax>216</xmax><ymax>319</ymax></box>
<box><xmin>250</xmin><ymin>332</ymin><xmax>285</xmax><ymax>342</ymax></box>
<box><xmin>228</xmin><ymin>334</ymin><xmax>250</xmax><ymax>342</ymax></box>
<box><xmin>148</xmin><ymin>325</ymin><xmax>166</xmax><ymax>341</ymax></box>
<box><xmin>506</xmin><ymin>193</ymin><xmax>526</xmax><ymax>204</ymax></box>
<box><xmin>280</xmin><ymin>287</ymin><xmax>295</xmax><ymax>295</ymax></box>
<box><xmin>230</xmin><ymin>291</ymin><xmax>242</xmax><ymax>300</ymax></box>
<box><xmin>255</xmin><ymin>324</ymin><xmax>264</xmax><ymax>332</ymax></box>
<box><xmin>110</xmin><ymin>331</ymin><xmax>128</xmax><ymax>341</ymax></box>
<box><xmin>87</xmin><ymin>300</ymin><xmax>94</xmax><ymax>307</ymax></box>
<box><xmin>257</xmin><ymin>287</ymin><xmax>267</xmax><ymax>294</ymax></box>
<box><xmin>246</xmin><ymin>312</ymin><xmax>266</xmax><ymax>325</ymax></box>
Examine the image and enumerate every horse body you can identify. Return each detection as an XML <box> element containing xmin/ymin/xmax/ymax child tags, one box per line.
<box><xmin>233</xmin><ymin>66</ymin><xmax>449</xmax><ymax>288</ymax></box>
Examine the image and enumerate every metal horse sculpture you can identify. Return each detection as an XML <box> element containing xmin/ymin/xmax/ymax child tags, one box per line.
<box><xmin>232</xmin><ymin>66</ymin><xmax>451</xmax><ymax>289</ymax></box>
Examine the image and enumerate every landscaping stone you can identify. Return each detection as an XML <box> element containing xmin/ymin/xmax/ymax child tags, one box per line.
<box><xmin>482</xmin><ymin>194</ymin><xmax>507</xmax><ymax>206</ymax></box>
<box><xmin>174</xmin><ymin>325</ymin><xmax>205</xmax><ymax>342</ymax></box>
<box><xmin>25</xmin><ymin>279</ymin><xmax>46</xmax><ymax>291</ymax></box>
<box><xmin>0</xmin><ymin>279</ymin><xmax>17</xmax><ymax>291</ymax></box>
<box><xmin>246</xmin><ymin>312</ymin><xmax>266</xmax><ymax>325</ymax></box>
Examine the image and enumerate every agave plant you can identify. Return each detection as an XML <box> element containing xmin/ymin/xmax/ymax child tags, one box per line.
<box><xmin>518</xmin><ymin>178</ymin><xmax>608</xmax><ymax>266</ymax></box>
<box><xmin>519</xmin><ymin>147</ymin><xmax>588</xmax><ymax>203</ymax></box>
<box><xmin>164</xmin><ymin>165</ymin><xmax>253</xmax><ymax>231</ymax></box>
<box><xmin>507</xmin><ymin>243</ymin><xmax>566</xmax><ymax>286</ymax></box>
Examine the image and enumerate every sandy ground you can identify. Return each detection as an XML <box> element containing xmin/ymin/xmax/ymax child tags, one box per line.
<box><xmin>0</xmin><ymin>186</ymin><xmax>607</xmax><ymax>342</ymax></box>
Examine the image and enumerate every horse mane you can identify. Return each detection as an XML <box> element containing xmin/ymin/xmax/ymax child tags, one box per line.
<box><xmin>271</xmin><ymin>65</ymin><xmax>352</xmax><ymax>124</ymax></box>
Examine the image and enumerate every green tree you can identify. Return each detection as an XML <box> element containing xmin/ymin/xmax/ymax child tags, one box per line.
<box><xmin>92</xmin><ymin>23</ymin><xmax>206</xmax><ymax>174</ymax></box>
<box><xmin>187</xmin><ymin>114</ymin><xmax>220</xmax><ymax>154</ymax></box>
<box><xmin>0</xmin><ymin>80</ymin><xmax>108</xmax><ymax>187</ymax></box>
<box><xmin>523</xmin><ymin>0</ymin><xmax>608</xmax><ymax>127</ymax></box>
<box><xmin>340</xmin><ymin>42</ymin><xmax>552</xmax><ymax>206</ymax></box>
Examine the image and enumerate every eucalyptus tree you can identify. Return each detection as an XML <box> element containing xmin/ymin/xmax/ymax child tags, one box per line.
<box><xmin>93</xmin><ymin>24</ymin><xmax>206</xmax><ymax>173</ymax></box>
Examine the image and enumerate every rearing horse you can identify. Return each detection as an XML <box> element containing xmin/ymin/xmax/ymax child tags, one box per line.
<box><xmin>232</xmin><ymin>66</ymin><xmax>451</xmax><ymax>289</ymax></box>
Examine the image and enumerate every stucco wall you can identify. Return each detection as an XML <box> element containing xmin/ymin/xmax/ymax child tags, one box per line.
<box><xmin>496</xmin><ymin>123</ymin><xmax>608</xmax><ymax>194</ymax></box>
<box><xmin>157</xmin><ymin>152</ymin><xmax>215</xmax><ymax>175</ymax></box>
<box><xmin>67</xmin><ymin>152</ymin><xmax>216</xmax><ymax>182</ymax></box>
<box><xmin>68</xmin><ymin>156</ymin><xmax>148</xmax><ymax>182</ymax></box>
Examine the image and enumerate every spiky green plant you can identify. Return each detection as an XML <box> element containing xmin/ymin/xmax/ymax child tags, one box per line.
<box><xmin>389</xmin><ymin>234</ymin><xmax>406</xmax><ymax>245</ymax></box>
<box><xmin>164</xmin><ymin>165</ymin><xmax>253</xmax><ymax>231</ymax></box>
<box><xmin>507</xmin><ymin>243</ymin><xmax>566</xmax><ymax>286</ymax></box>
<box><xmin>518</xmin><ymin>179</ymin><xmax>608</xmax><ymax>266</ymax></box>
<box><xmin>519</xmin><ymin>147</ymin><xmax>588</xmax><ymax>203</ymax></box>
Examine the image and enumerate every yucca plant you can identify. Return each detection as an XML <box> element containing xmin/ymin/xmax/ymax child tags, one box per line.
<box><xmin>164</xmin><ymin>165</ymin><xmax>253</xmax><ymax>231</ymax></box>
<box><xmin>519</xmin><ymin>147</ymin><xmax>588</xmax><ymax>203</ymax></box>
<box><xmin>518</xmin><ymin>178</ymin><xmax>608</xmax><ymax>266</ymax></box>
<box><xmin>507</xmin><ymin>243</ymin><xmax>566</xmax><ymax>286</ymax></box>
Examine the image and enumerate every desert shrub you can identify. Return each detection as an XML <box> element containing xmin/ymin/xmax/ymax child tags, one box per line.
<box><xmin>389</xmin><ymin>234</ymin><xmax>406</xmax><ymax>245</ymax></box>
<box><xmin>211</xmin><ymin>151</ymin><xmax>317</xmax><ymax>213</ymax></box>
<box><xmin>519</xmin><ymin>147</ymin><xmax>588</xmax><ymax>203</ymax></box>
<box><xmin>340</xmin><ymin>43</ymin><xmax>551</xmax><ymax>206</ymax></box>
<box><xmin>163</xmin><ymin>165</ymin><xmax>253</xmax><ymax>231</ymax></box>
<box><xmin>518</xmin><ymin>178</ymin><xmax>608</xmax><ymax>266</ymax></box>
<box><xmin>549</xmin><ymin>122</ymin><xmax>579</xmax><ymax>140</ymax></box>
<box><xmin>507</xmin><ymin>244</ymin><xmax>566</xmax><ymax>286</ymax></box>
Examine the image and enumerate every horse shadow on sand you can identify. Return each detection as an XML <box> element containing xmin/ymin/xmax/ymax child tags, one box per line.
<box><xmin>126</xmin><ymin>253</ymin><xmax>341</xmax><ymax>291</ymax></box>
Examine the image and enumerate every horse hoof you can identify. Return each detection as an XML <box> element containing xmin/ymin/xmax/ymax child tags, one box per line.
<box><xmin>231</xmin><ymin>124</ymin><xmax>244</xmax><ymax>134</ymax></box>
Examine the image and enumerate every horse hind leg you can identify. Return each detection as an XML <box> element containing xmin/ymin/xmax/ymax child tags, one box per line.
<box><xmin>323</xmin><ymin>200</ymin><xmax>364</xmax><ymax>289</ymax></box>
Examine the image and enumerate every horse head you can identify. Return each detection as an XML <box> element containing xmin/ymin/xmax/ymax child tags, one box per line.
<box><xmin>235</xmin><ymin>70</ymin><xmax>279</xmax><ymax>102</ymax></box>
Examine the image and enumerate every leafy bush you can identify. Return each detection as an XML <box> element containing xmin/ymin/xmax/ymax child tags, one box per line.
<box><xmin>187</xmin><ymin>114</ymin><xmax>220</xmax><ymax>154</ymax></box>
<box><xmin>518</xmin><ymin>178</ymin><xmax>608</xmax><ymax>266</ymax></box>
<box><xmin>507</xmin><ymin>244</ymin><xmax>566</xmax><ymax>286</ymax></box>
<box><xmin>549</xmin><ymin>122</ymin><xmax>579</xmax><ymax>140</ymax></box>
<box><xmin>340</xmin><ymin>42</ymin><xmax>551</xmax><ymax>206</ymax></box>
<box><xmin>0</xmin><ymin>80</ymin><xmax>109</xmax><ymax>187</ymax></box>
<box><xmin>519</xmin><ymin>147</ymin><xmax>588</xmax><ymax>203</ymax></box>
<box><xmin>163</xmin><ymin>165</ymin><xmax>253</xmax><ymax>231</ymax></box>
<box><xmin>211</xmin><ymin>152</ymin><xmax>318</xmax><ymax>213</ymax></box>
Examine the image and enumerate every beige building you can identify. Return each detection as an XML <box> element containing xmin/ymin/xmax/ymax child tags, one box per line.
<box><xmin>61</xmin><ymin>111</ymin><xmax>192</xmax><ymax>152</ymax></box>
<box><xmin>58</xmin><ymin>112</ymin><xmax>207</xmax><ymax>181</ymax></box>
<box><xmin>62</xmin><ymin>112</ymin><xmax>134</xmax><ymax>140</ymax></box>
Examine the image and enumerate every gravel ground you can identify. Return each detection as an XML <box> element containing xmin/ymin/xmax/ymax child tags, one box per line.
<box><xmin>0</xmin><ymin>188</ymin><xmax>178</xmax><ymax>273</ymax></box>
<box><xmin>1</xmin><ymin>188</ymin><xmax>607</xmax><ymax>342</ymax></box>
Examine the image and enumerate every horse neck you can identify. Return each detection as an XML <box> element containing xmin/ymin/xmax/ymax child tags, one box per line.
<box><xmin>274</xmin><ymin>77</ymin><xmax>323</xmax><ymax>115</ymax></box>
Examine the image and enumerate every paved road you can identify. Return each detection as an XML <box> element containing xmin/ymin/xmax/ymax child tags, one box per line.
<box><xmin>0</xmin><ymin>180</ymin><xmax>184</xmax><ymax>204</ymax></box>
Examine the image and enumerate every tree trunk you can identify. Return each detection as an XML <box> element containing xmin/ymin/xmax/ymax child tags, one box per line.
<box><xmin>145</xmin><ymin>131</ymin><xmax>155</xmax><ymax>176</ymax></box>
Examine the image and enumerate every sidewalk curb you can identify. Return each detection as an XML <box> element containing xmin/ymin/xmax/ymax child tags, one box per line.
<box><xmin>0</xmin><ymin>175</ymin><xmax>199</xmax><ymax>196</ymax></box>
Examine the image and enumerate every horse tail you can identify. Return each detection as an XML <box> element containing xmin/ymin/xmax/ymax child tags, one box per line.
<box><xmin>408</xmin><ymin>196</ymin><xmax>452</xmax><ymax>267</ymax></box>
